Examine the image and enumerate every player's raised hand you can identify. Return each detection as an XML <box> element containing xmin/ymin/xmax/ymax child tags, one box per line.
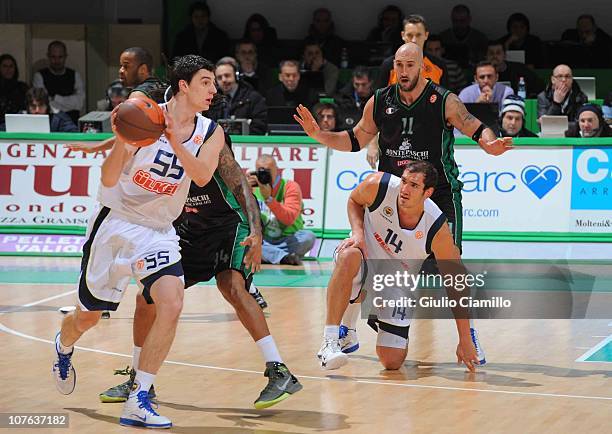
<box><xmin>241</xmin><ymin>232</ymin><xmax>263</xmax><ymax>273</ymax></box>
<box><xmin>456</xmin><ymin>339</ymin><xmax>479</xmax><ymax>372</ymax></box>
<box><xmin>479</xmin><ymin>136</ymin><xmax>513</xmax><ymax>156</ymax></box>
<box><xmin>294</xmin><ymin>104</ymin><xmax>320</xmax><ymax>138</ymax></box>
<box><xmin>110</xmin><ymin>111</ymin><xmax>127</xmax><ymax>146</ymax></box>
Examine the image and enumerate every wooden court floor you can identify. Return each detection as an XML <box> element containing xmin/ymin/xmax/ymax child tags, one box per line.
<box><xmin>0</xmin><ymin>257</ymin><xmax>611</xmax><ymax>434</ymax></box>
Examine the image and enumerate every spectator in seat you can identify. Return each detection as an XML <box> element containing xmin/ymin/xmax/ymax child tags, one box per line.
<box><xmin>561</xmin><ymin>14</ymin><xmax>612</xmax><ymax>68</ymax></box>
<box><xmin>234</xmin><ymin>40</ymin><xmax>272</xmax><ymax>95</ymax></box>
<box><xmin>603</xmin><ymin>91</ymin><xmax>612</xmax><ymax>122</ymax></box>
<box><xmin>249</xmin><ymin>154</ymin><xmax>316</xmax><ymax>265</ymax></box>
<box><xmin>301</xmin><ymin>41</ymin><xmax>339</xmax><ymax>96</ymax></box>
<box><xmin>32</xmin><ymin>40</ymin><xmax>85</xmax><ymax>125</ymax></box>
<box><xmin>0</xmin><ymin>54</ymin><xmax>29</xmax><ymax>128</ymax></box>
<box><xmin>97</xmin><ymin>80</ymin><xmax>129</xmax><ymax>111</ymax></box>
<box><xmin>486</xmin><ymin>41</ymin><xmax>544</xmax><ymax>98</ymax></box>
<box><xmin>440</xmin><ymin>4</ymin><xmax>488</xmax><ymax>67</ymax></box>
<box><xmin>242</xmin><ymin>13</ymin><xmax>278</xmax><ymax>66</ymax></box>
<box><xmin>265</xmin><ymin>60</ymin><xmax>316</xmax><ymax>109</ymax></box>
<box><xmin>205</xmin><ymin>57</ymin><xmax>267</xmax><ymax>135</ymax></box>
<box><xmin>366</xmin><ymin>5</ymin><xmax>404</xmax><ymax>51</ymax></box>
<box><xmin>312</xmin><ymin>102</ymin><xmax>339</xmax><ymax>132</ymax></box>
<box><xmin>425</xmin><ymin>35</ymin><xmax>467</xmax><ymax>93</ymax></box>
<box><xmin>497</xmin><ymin>95</ymin><xmax>537</xmax><ymax>137</ymax></box>
<box><xmin>335</xmin><ymin>66</ymin><xmax>373</xmax><ymax>127</ymax></box>
<box><xmin>304</xmin><ymin>8</ymin><xmax>345</xmax><ymax>66</ymax></box>
<box><xmin>537</xmin><ymin>64</ymin><xmax>587</xmax><ymax>123</ymax></box>
<box><xmin>374</xmin><ymin>14</ymin><xmax>448</xmax><ymax>89</ymax></box>
<box><xmin>458</xmin><ymin>61</ymin><xmax>514</xmax><ymax>109</ymax></box>
<box><xmin>25</xmin><ymin>87</ymin><xmax>77</xmax><ymax>132</ymax></box>
<box><xmin>497</xmin><ymin>13</ymin><xmax>544</xmax><ymax>68</ymax></box>
<box><xmin>172</xmin><ymin>1</ymin><xmax>230</xmax><ymax>62</ymax></box>
<box><xmin>565</xmin><ymin>104</ymin><xmax>612</xmax><ymax>138</ymax></box>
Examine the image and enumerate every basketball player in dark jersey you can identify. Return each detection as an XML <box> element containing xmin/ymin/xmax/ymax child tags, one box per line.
<box><xmin>295</xmin><ymin>42</ymin><xmax>512</xmax><ymax>250</ymax></box>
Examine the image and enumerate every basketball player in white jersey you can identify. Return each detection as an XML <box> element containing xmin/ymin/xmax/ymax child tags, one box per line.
<box><xmin>52</xmin><ymin>55</ymin><xmax>224</xmax><ymax>429</ymax></box>
<box><xmin>318</xmin><ymin>160</ymin><xmax>480</xmax><ymax>372</ymax></box>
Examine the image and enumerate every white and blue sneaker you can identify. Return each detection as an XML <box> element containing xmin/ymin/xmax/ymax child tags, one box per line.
<box><xmin>120</xmin><ymin>390</ymin><xmax>172</xmax><ymax>429</ymax></box>
<box><xmin>470</xmin><ymin>328</ymin><xmax>486</xmax><ymax>365</ymax></box>
<box><xmin>52</xmin><ymin>332</ymin><xmax>76</xmax><ymax>395</ymax></box>
<box><xmin>318</xmin><ymin>338</ymin><xmax>348</xmax><ymax>370</ymax></box>
<box><xmin>339</xmin><ymin>325</ymin><xmax>359</xmax><ymax>354</ymax></box>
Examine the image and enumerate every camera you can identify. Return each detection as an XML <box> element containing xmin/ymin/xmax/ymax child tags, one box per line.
<box><xmin>249</xmin><ymin>167</ymin><xmax>272</xmax><ymax>186</ymax></box>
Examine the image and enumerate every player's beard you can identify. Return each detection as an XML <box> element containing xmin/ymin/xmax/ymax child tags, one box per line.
<box><xmin>398</xmin><ymin>76</ymin><xmax>418</xmax><ymax>92</ymax></box>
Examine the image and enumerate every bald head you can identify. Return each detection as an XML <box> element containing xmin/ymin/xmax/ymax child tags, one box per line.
<box><xmin>395</xmin><ymin>43</ymin><xmax>423</xmax><ymax>64</ymax></box>
<box><xmin>393</xmin><ymin>43</ymin><xmax>423</xmax><ymax>92</ymax></box>
<box><xmin>552</xmin><ymin>64</ymin><xmax>572</xmax><ymax>77</ymax></box>
<box><xmin>551</xmin><ymin>64</ymin><xmax>573</xmax><ymax>88</ymax></box>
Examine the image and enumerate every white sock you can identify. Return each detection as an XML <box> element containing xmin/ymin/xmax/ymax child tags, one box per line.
<box><xmin>132</xmin><ymin>346</ymin><xmax>142</xmax><ymax>370</ymax></box>
<box><xmin>56</xmin><ymin>333</ymin><xmax>73</xmax><ymax>355</ymax></box>
<box><xmin>256</xmin><ymin>335</ymin><xmax>283</xmax><ymax>363</ymax></box>
<box><xmin>324</xmin><ymin>325</ymin><xmax>340</xmax><ymax>340</ymax></box>
<box><xmin>341</xmin><ymin>303</ymin><xmax>361</xmax><ymax>330</ymax></box>
<box><xmin>249</xmin><ymin>282</ymin><xmax>257</xmax><ymax>295</ymax></box>
<box><xmin>130</xmin><ymin>370</ymin><xmax>155</xmax><ymax>397</ymax></box>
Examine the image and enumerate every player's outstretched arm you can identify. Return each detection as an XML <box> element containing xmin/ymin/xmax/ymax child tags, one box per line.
<box><xmin>431</xmin><ymin>224</ymin><xmax>479</xmax><ymax>372</ymax></box>
<box><xmin>216</xmin><ymin>141</ymin><xmax>263</xmax><ymax>272</ymax></box>
<box><xmin>445</xmin><ymin>93</ymin><xmax>513</xmax><ymax>156</ymax></box>
<box><xmin>294</xmin><ymin>97</ymin><xmax>378</xmax><ymax>152</ymax></box>
<box><xmin>101</xmin><ymin>113</ymin><xmax>135</xmax><ymax>187</ymax></box>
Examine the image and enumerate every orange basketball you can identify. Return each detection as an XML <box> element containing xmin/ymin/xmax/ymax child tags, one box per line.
<box><xmin>113</xmin><ymin>97</ymin><xmax>165</xmax><ymax>147</ymax></box>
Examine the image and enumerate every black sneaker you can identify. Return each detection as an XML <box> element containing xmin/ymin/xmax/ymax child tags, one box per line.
<box><xmin>254</xmin><ymin>362</ymin><xmax>302</xmax><ymax>409</ymax></box>
<box><xmin>250</xmin><ymin>286</ymin><xmax>268</xmax><ymax>310</ymax></box>
<box><xmin>99</xmin><ymin>366</ymin><xmax>156</xmax><ymax>403</ymax></box>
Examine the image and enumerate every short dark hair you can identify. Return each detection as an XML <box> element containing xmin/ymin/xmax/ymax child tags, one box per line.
<box><xmin>168</xmin><ymin>55</ymin><xmax>215</xmax><ymax>94</ymax></box>
<box><xmin>506</xmin><ymin>12</ymin><xmax>530</xmax><ymax>33</ymax></box>
<box><xmin>403</xmin><ymin>160</ymin><xmax>438</xmax><ymax>190</ymax></box>
<box><xmin>47</xmin><ymin>40</ymin><xmax>66</xmax><ymax>53</ymax></box>
<box><xmin>26</xmin><ymin>87</ymin><xmax>49</xmax><ymax>109</ymax></box>
<box><xmin>313</xmin><ymin>102</ymin><xmax>337</xmax><ymax>116</ymax></box>
<box><xmin>122</xmin><ymin>47</ymin><xmax>153</xmax><ymax>73</ymax></box>
<box><xmin>279</xmin><ymin>59</ymin><xmax>300</xmax><ymax>70</ymax></box>
<box><xmin>452</xmin><ymin>4</ymin><xmax>471</xmax><ymax>15</ymax></box>
<box><xmin>426</xmin><ymin>34</ymin><xmax>442</xmax><ymax>43</ymax></box>
<box><xmin>403</xmin><ymin>14</ymin><xmax>428</xmax><ymax>31</ymax></box>
<box><xmin>475</xmin><ymin>60</ymin><xmax>495</xmax><ymax>71</ymax></box>
<box><xmin>352</xmin><ymin>65</ymin><xmax>372</xmax><ymax>81</ymax></box>
<box><xmin>189</xmin><ymin>1</ymin><xmax>209</xmax><ymax>17</ymax></box>
<box><xmin>577</xmin><ymin>14</ymin><xmax>595</xmax><ymax>26</ymax></box>
<box><xmin>487</xmin><ymin>40</ymin><xmax>505</xmax><ymax>52</ymax></box>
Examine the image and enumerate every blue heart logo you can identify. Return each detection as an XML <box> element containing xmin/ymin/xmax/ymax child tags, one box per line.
<box><xmin>521</xmin><ymin>165</ymin><xmax>562</xmax><ymax>199</ymax></box>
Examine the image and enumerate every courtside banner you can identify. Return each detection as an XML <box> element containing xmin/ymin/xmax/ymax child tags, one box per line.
<box><xmin>0</xmin><ymin>141</ymin><xmax>104</xmax><ymax>226</ymax></box>
<box><xmin>233</xmin><ymin>143</ymin><xmax>328</xmax><ymax>230</ymax></box>
<box><xmin>324</xmin><ymin>148</ymin><xmax>374</xmax><ymax>230</ymax></box>
<box><xmin>456</xmin><ymin>147</ymin><xmax>573</xmax><ymax>232</ymax></box>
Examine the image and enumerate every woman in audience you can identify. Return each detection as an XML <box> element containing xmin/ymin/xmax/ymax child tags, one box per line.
<box><xmin>243</xmin><ymin>14</ymin><xmax>278</xmax><ymax>65</ymax></box>
<box><xmin>0</xmin><ymin>54</ymin><xmax>29</xmax><ymax>129</ymax></box>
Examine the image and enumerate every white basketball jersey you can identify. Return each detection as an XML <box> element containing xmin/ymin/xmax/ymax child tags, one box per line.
<box><xmin>98</xmin><ymin>107</ymin><xmax>216</xmax><ymax>230</ymax></box>
<box><xmin>364</xmin><ymin>173</ymin><xmax>446</xmax><ymax>266</ymax></box>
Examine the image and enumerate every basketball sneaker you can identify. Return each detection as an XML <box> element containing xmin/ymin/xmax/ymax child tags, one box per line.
<box><xmin>339</xmin><ymin>325</ymin><xmax>359</xmax><ymax>354</ymax></box>
<box><xmin>250</xmin><ymin>286</ymin><xmax>268</xmax><ymax>310</ymax></box>
<box><xmin>52</xmin><ymin>332</ymin><xmax>76</xmax><ymax>395</ymax></box>
<box><xmin>470</xmin><ymin>328</ymin><xmax>486</xmax><ymax>365</ymax></box>
<box><xmin>99</xmin><ymin>366</ymin><xmax>157</xmax><ymax>403</ymax></box>
<box><xmin>119</xmin><ymin>390</ymin><xmax>171</xmax><ymax>429</ymax></box>
<box><xmin>318</xmin><ymin>338</ymin><xmax>348</xmax><ymax>370</ymax></box>
<box><xmin>253</xmin><ymin>362</ymin><xmax>303</xmax><ymax>409</ymax></box>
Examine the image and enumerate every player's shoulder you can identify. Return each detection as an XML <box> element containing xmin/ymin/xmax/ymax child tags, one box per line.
<box><xmin>131</xmin><ymin>77</ymin><xmax>170</xmax><ymax>103</ymax></box>
<box><xmin>429</xmin><ymin>80</ymin><xmax>451</xmax><ymax>98</ymax></box>
<box><xmin>423</xmin><ymin>198</ymin><xmax>444</xmax><ymax>219</ymax></box>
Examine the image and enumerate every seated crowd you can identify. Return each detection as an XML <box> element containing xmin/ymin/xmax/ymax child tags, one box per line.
<box><xmin>1</xmin><ymin>3</ymin><xmax>611</xmax><ymax>138</ymax></box>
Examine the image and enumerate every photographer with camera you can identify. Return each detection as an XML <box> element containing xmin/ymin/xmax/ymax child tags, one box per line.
<box><xmin>249</xmin><ymin>154</ymin><xmax>316</xmax><ymax>265</ymax></box>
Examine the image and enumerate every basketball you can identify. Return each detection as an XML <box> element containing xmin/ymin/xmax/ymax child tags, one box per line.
<box><xmin>113</xmin><ymin>97</ymin><xmax>165</xmax><ymax>147</ymax></box>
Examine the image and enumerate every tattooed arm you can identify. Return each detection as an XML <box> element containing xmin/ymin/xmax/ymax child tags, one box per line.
<box><xmin>445</xmin><ymin>93</ymin><xmax>512</xmax><ymax>156</ymax></box>
<box><xmin>217</xmin><ymin>142</ymin><xmax>263</xmax><ymax>272</ymax></box>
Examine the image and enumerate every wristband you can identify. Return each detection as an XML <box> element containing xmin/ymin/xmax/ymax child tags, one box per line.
<box><xmin>471</xmin><ymin>123</ymin><xmax>486</xmax><ymax>142</ymax></box>
<box><xmin>347</xmin><ymin>129</ymin><xmax>361</xmax><ymax>152</ymax></box>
